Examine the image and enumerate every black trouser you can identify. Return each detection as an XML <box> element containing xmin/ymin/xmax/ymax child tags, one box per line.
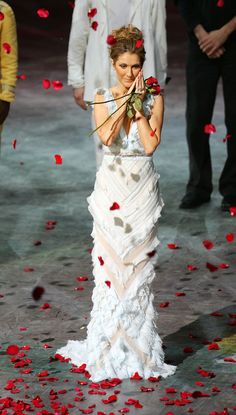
<box><xmin>185</xmin><ymin>42</ymin><xmax>236</xmax><ymax>199</ymax></box>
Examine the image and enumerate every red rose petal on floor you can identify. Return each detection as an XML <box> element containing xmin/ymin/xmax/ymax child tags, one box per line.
<box><xmin>17</xmin><ymin>74</ymin><xmax>27</xmax><ymax>80</ymax></box>
<box><xmin>91</xmin><ymin>21</ymin><xmax>98</xmax><ymax>30</ymax></box>
<box><xmin>42</xmin><ymin>79</ymin><xmax>50</xmax><ymax>89</ymax></box>
<box><xmin>165</xmin><ymin>387</ymin><xmax>177</xmax><ymax>393</ymax></box>
<box><xmin>107</xmin><ymin>34</ymin><xmax>116</xmax><ymax>45</ymax></box>
<box><xmin>40</xmin><ymin>303</ymin><xmax>51</xmax><ymax>310</ymax></box>
<box><xmin>19</xmin><ymin>327</ymin><xmax>27</xmax><ymax>331</ymax></box>
<box><xmin>204</xmin><ymin>124</ymin><xmax>216</xmax><ymax>134</ymax></box>
<box><xmin>217</xmin><ymin>0</ymin><xmax>224</xmax><ymax>7</ymax></box>
<box><xmin>229</xmin><ymin>313</ymin><xmax>236</xmax><ymax>318</ymax></box>
<box><xmin>208</xmin><ymin>343</ymin><xmax>220</xmax><ymax>350</ymax></box>
<box><xmin>229</xmin><ymin>207</ymin><xmax>236</xmax><ymax>216</ymax></box>
<box><xmin>219</xmin><ymin>263</ymin><xmax>229</xmax><ymax>269</ymax></box>
<box><xmin>98</xmin><ymin>256</ymin><xmax>104</xmax><ymax>266</ymax></box>
<box><xmin>175</xmin><ymin>292</ymin><xmax>186</xmax><ymax>297</ymax></box>
<box><xmin>150</xmin><ymin>128</ymin><xmax>157</xmax><ymax>137</ymax></box>
<box><xmin>196</xmin><ymin>367</ymin><xmax>215</xmax><ymax>378</ymax></box>
<box><xmin>202</xmin><ymin>239</ymin><xmax>214</xmax><ymax>250</ymax></box>
<box><xmin>52</xmin><ymin>80</ymin><xmax>63</xmax><ymax>90</ymax></box>
<box><xmin>131</xmin><ymin>372</ymin><xmax>142</xmax><ymax>380</ymax></box>
<box><xmin>102</xmin><ymin>394</ymin><xmax>117</xmax><ymax>404</ymax></box>
<box><xmin>37</xmin><ymin>370</ymin><xmax>49</xmax><ymax>377</ymax></box>
<box><xmin>224</xmin><ymin>357</ymin><xmax>236</xmax><ymax>363</ymax></box>
<box><xmin>187</xmin><ymin>264</ymin><xmax>198</xmax><ymax>271</ymax></box>
<box><xmin>6</xmin><ymin>345</ymin><xmax>20</xmax><ymax>355</ymax></box>
<box><xmin>0</xmin><ymin>11</ymin><xmax>4</xmax><ymax>20</ymax></box>
<box><xmin>34</xmin><ymin>240</ymin><xmax>42</xmax><ymax>246</ymax></box>
<box><xmin>54</xmin><ymin>154</ymin><xmax>63</xmax><ymax>164</ymax></box>
<box><xmin>110</xmin><ymin>202</ymin><xmax>120</xmax><ymax>210</ymax></box>
<box><xmin>37</xmin><ymin>8</ymin><xmax>49</xmax><ymax>18</ymax></box>
<box><xmin>140</xmin><ymin>386</ymin><xmax>154</xmax><ymax>392</ymax></box>
<box><xmin>159</xmin><ymin>301</ymin><xmax>169</xmax><ymax>308</ymax></box>
<box><xmin>206</xmin><ymin>262</ymin><xmax>218</xmax><ymax>272</ymax></box>
<box><xmin>23</xmin><ymin>266</ymin><xmax>35</xmax><ymax>272</ymax></box>
<box><xmin>192</xmin><ymin>391</ymin><xmax>210</xmax><ymax>398</ymax></box>
<box><xmin>148</xmin><ymin>376</ymin><xmax>161</xmax><ymax>382</ymax></box>
<box><xmin>167</xmin><ymin>243</ymin><xmax>179</xmax><ymax>249</ymax></box>
<box><xmin>12</xmin><ymin>139</ymin><xmax>17</xmax><ymax>149</ymax></box>
<box><xmin>3</xmin><ymin>42</ymin><xmax>11</xmax><ymax>53</ymax></box>
<box><xmin>183</xmin><ymin>347</ymin><xmax>193</xmax><ymax>353</ymax></box>
<box><xmin>226</xmin><ymin>232</ymin><xmax>234</xmax><ymax>242</ymax></box>
<box><xmin>211</xmin><ymin>311</ymin><xmax>223</xmax><ymax>317</ymax></box>
<box><xmin>195</xmin><ymin>381</ymin><xmax>204</xmax><ymax>386</ymax></box>
<box><xmin>87</xmin><ymin>7</ymin><xmax>97</xmax><ymax>18</ymax></box>
<box><xmin>105</xmin><ymin>280</ymin><xmax>111</xmax><ymax>288</ymax></box>
<box><xmin>32</xmin><ymin>286</ymin><xmax>45</xmax><ymax>301</ymax></box>
<box><xmin>135</xmin><ymin>39</ymin><xmax>144</xmax><ymax>48</ymax></box>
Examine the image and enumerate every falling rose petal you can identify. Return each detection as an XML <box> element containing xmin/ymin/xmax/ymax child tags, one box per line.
<box><xmin>40</xmin><ymin>303</ymin><xmax>51</xmax><ymax>310</ymax></box>
<box><xmin>110</xmin><ymin>202</ymin><xmax>120</xmax><ymax>211</ymax></box>
<box><xmin>202</xmin><ymin>239</ymin><xmax>214</xmax><ymax>250</ymax></box>
<box><xmin>98</xmin><ymin>256</ymin><xmax>104</xmax><ymax>266</ymax></box>
<box><xmin>91</xmin><ymin>21</ymin><xmax>98</xmax><ymax>30</ymax></box>
<box><xmin>159</xmin><ymin>301</ymin><xmax>169</xmax><ymax>308</ymax></box>
<box><xmin>34</xmin><ymin>240</ymin><xmax>42</xmax><ymax>246</ymax></box>
<box><xmin>52</xmin><ymin>80</ymin><xmax>63</xmax><ymax>90</ymax></box>
<box><xmin>217</xmin><ymin>0</ymin><xmax>224</xmax><ymax>7</ymax></box>
<box><xmin>219</xmin><ymin>263</ymin><xmax>229</xmax><ymax>269</ymax></box>
<box><xmin>105</xmin><ymin>280</ymin><xmax>111</xmax><ymax>288</ymax></box>
<box><xmin>230</xmin><ymin>206</ymin><xmax>236</xmax><ymax>216</ymax></box>
<box><xmin>206</xmin><ymin>262</ymin><xmax>218</xmax><ymax>272</ymax></box>
<box><xmin>0</xmin><ymin>11</ymin><xmax>4</xmax><ymax>20</ymax></box>
<box><xmin>135</xmin><ymin>39</ymin><xmax>144</xmax><ymax>48</ymax></box>
<box><xmin>223</xmin><ymin>133</ymin><xmax>231</xmax><ymax>142</ymax></box>
<box><xmin>147</xmin><ymin>249</ymin><xmax>156</xmax><ymax>258</ymax></box>
<box><xmin>226</xmin><ymin>232</ymin><xmax>234</xmax><ymax>242</ymax></box>
<box><xmin>204</xmin><ymin>124</ymin><xmax>216</xmax><ymax>134</ymax></box>
<box><xmin>175</xmin><ymin>292</ymin><xmax>186</xmax><ymax>297</ymax></box>
<box><xmin>42</xmin><ymin>79</ymin><xmax>51</xmax><ymax>89</ymax></box>
<box><xmin>6</xmin><ymin>345</ymin><xmax>20</xmax><ymax>355</ymax></box>
<box><xmin>76</xmin><ymin>276</ymin><xmax>89</xmax><ymax>281</ymax></box>
<box><xmin>37</xmin><ymin>8</ymin><xmax>49</xmax><ymax>18</ymax></box>
<box><xmin>150</xmin><ymin>128</ymin><xmax>157</xmax><ymax>137</ymax></box>
<box><xmin>32</xmin><ymin>286</ymin><xmax>45</xmax><ymax>301</ymax></box>
<box><xmin>3</xmin><ymin>42</ymin><xmax>11</xmax><ymax>54</ymax></box>
<box><xmin>187</xmin><ymin>264</ymin><xmax>198</xmax><ymax>271</ymax></box>
<box><xmin>131</xmin><ymin>372</ymin><xmax>142</xmax><ymax>380</ymax></box>
<box><xmin>12</xmin><ymin>139</ymin><xmax>17</xmax><ymax>149</ymax></box>
<box><xmin>107</xmin><ymin>34</ymin><xmax>116</xmax><ymax>45</ymax></box>
<box><xmin>87</xmin><ymin>7</ymin><xmax>97</xmax><ymax>18</ymax></box>
<box><xmin>167</xmin><ymin>243</ymin><xmax>179</xmax><ymax>249</ymax></box>
<box><xmin>17</xmin><ymin>73</ymin><xmax>27</xmax><ymax>80</ymax></box>
<box><xmin>54</xmin><ymin>154</ymin><xmax>63</xmax><ymax>164</ymax></box>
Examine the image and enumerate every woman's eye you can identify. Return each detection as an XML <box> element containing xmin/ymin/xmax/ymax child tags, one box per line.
<box><xmin>120</xmin><ymin>64</ymin><xmax>127</xmax><ymax>68</ymax></box>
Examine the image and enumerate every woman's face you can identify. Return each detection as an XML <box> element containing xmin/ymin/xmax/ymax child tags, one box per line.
<box><xmin>113</xmin><ymin>52</ymin><xmax>142</xmax><ymax>90</ymax></box>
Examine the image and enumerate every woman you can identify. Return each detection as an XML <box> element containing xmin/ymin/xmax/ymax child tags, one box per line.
<box><xmin>57</xmin><ymin>26</ymin><xmax>176</xmax><ymax>381</ymax></box>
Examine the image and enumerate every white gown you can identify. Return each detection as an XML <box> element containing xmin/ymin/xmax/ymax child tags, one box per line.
<box><xmin>56</xmin><ymin>89</ymin><xmax>177</xmax><ymax>381</ymax></box>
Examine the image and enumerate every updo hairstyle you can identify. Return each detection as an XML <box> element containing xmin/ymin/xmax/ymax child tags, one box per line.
<box><xmin>109</xmin><ymin>25</ymin><xmax>146</xmax><ymax>66</ymax></box>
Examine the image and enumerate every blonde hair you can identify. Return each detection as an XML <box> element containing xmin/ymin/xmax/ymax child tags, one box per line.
<box><xmin>109</xmin><ymin>25</ymin><xmax>146</xmax><ymax>65</ymax></box>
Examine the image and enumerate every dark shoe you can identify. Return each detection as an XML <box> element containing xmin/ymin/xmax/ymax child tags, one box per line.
<box><xmin>221</xmin><ymin>196</ymin><xmax>236</xmax><ymax>212</ymax></box>
<box><xmin>179</xmin><ymin>192</ymin><xmax>210</xmax><ymax>209</ymax></box>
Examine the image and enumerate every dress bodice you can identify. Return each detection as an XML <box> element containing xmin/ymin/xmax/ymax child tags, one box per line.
<box><xmin>95</xmin><ymin>88</ymin><xmax>155</xmax><ymax>156</ymax></box>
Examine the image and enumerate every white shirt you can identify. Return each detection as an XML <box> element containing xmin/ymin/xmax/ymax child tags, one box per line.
<box><xmin>107</xmin><ymin>0</ymin><xmax>131</xmax><ymax>33</ymax></box>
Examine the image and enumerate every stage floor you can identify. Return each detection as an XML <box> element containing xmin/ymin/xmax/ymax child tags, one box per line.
<box><xmin>0</xmin><ymin>4</ymin><xmax>235</xmax><ymax>414</ymax></box>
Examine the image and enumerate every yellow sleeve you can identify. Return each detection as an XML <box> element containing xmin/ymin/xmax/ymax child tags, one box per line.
<box><xmin>0</xmin><ymin>3</ymin><xmax>18</xmax><ymax>102</ymax></box>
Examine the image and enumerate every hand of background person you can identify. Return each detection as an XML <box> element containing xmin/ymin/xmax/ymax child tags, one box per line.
<box><xmin>73</xmin><ymin>87</ymin><xmax>87</xmax><ymax>110</ymax></box>
<box><xmin>0</xmin><ymin>100</ymin><xmax>10</xmax><ymax>125</ymax></box>
<box><xmin>207</xmin><ymin>46</ymin><xmax>225</xmax><ymax>59</ymax></box>
<box><xmin>194</xmin><ymin>25</ymin><xmax>225</xmax><ymax>59</ymax></box>
<box><xmin>199</xmin><ymin>27</ymin><xmax>229</xmax><ymax>55</ymax></box>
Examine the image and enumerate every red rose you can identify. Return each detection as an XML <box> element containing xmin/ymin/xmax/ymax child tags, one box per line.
<box><xmin>150</xmin><ymin>85</ymin><xmax>161</xmax><ymax>95</ymax></box>
<box><xmin>135</xmin><ymin>39</ymin><xmax>144</xmax><ymax>48</ymax></box>
<box><xmin>145</xmin><ymin>76</ymin><xmax>158</xmax><ymax>86</ymax></box>
<box><xmin>87</xmin><ymin>8</ymin><xmax>97</xmax><ymax>18</ymax></box>
<box><xmin>91</xmin><ymin>21</ymin><xmax>98</xmax><ymax>31</ymax></box>
<box><xmin>107</xmin><ymin>35</ymin><xmax>116</xmax><ymax>45</ymax></box>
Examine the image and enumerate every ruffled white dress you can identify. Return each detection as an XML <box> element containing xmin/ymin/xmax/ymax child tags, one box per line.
<box><xmin>56</xmin><ymin>89</ymin><xmax>177</xmax><ymax>381</ymax></box>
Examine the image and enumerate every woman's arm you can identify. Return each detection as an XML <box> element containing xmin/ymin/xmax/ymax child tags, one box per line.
<box><xmin>135</xmin><ymin>94</ymin><xmax>164</xmax><ymax>156</ymax></box>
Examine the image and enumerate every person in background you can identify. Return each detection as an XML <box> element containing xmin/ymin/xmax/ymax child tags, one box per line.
<box><xmin>68</xmin><ymin>0</ymin><xmax>167</xmax><ymax>167</ymax></box>
<box><xmin>0</xmin><ymin>1</ymin><xmax>18</xmax><ymax>147</ymax></box>
<box><xmin>177</xmin><ymin>0</ymin><xmax>236</xmax><ymax>211</ymax></box>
